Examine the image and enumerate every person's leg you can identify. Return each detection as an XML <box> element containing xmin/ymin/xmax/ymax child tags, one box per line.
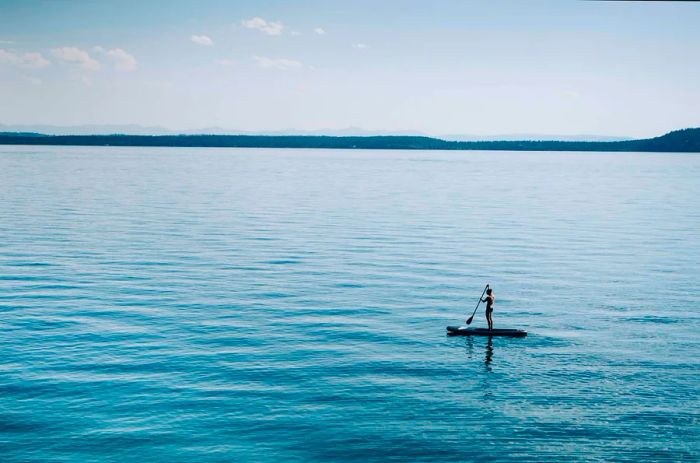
<box><xmin>487</xmin><ymin>309</ymin><xmax>493</xmax><ymax>330</ymax></box>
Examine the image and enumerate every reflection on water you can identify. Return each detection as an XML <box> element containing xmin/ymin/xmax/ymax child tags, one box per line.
<box><xmin>464</xmin><ymin>335</ymin><xmax>474</xmax><ymax>359</ymax></box>
<box><xmin>485</xmin><ymin>337</ymin><xmax>494</xmax><ymax>370</ymax></box>
<box><xmin>459</xmin><ymin>335</ymin><xmax>495</xmax><ymax>371</ymax></box>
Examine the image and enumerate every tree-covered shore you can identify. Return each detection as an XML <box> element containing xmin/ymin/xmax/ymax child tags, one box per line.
<box><xmin>1</xmin><ymin>128</ymin><xmax>698</xmax><ymax>152</ymax></box>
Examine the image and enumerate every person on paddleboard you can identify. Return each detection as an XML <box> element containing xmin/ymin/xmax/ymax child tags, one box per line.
<box><xmin>481</xmin><ymin>288</ymin><xmax>495</xmax><ymax>330</ymax></box>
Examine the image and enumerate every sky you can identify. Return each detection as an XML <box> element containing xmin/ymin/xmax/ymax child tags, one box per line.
<box><xmin>0</xmin><ymin>0</ymin><xmax>699</xmax><ymax>138</ymax></box>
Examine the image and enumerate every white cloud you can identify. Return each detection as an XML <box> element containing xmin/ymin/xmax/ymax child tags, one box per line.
<box><xmin>217</xmin><ymin>58</ymin><xmax>234</xmax><ymax>66</ymax></box>
<box><xmin>191</xmin><ymin>35</ymin><xmax>213</xmax><ymax>46</ymax></box>
<box><xmin>252</xmin><ymin>56</ymin><xmax>302</xmax><ymax>70</ymax></box>
<box><xmin>0</xmin><ymin>49</ymin><xmax>18</xmax><ymax>65</ymax></box>
<box><xmin>0</xmin><ymin>49</ymin><xmax>50</xmax><ymax>69</ymax></box>
<box><xmin>241</xmin><ymin>17</ymin><xmax>284</xmax><ymax>36</ymax></box>
<box><xmin>290</xmin><ymin>31</ymin><xmax>301</xmax><ymax>36</ymax></box>
<box><xmin>93</xmin><ymin>46</ymin><xmax>137</xmax><ymax>71</ymax></box>
<box><xmin>21</xmin><ymin>52</ymin><xmax>51</xmax><ymax>68</ymax></box>
<box><xmin>314</xmin><ymin>27</ymin><xmax>326</xmax><ymax>35</ymax></box>
<box><xmin>52</xmin><ymin>47</ymin><xmax>100</xmax><ymax>70</ymax></box>
<box><xmin>353</xmin><ymin>43</ymin><xmax>368</xmax><ymax>49</ymax></box>
<box><xmin>107</xmin><ymin>48</ymin><xmax>137</xmax><ymax>71</ymax></box>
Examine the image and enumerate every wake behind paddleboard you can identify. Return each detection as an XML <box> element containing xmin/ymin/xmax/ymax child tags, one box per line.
<box><xmin>446</xmin><ymin>326</ymin><xmax>527</xmax><ymax>337</ymax></box>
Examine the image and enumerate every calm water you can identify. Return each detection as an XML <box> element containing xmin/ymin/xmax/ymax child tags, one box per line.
<box><xmin>1</xmin><ymin>146</ymin><xmax>699</xmax><ymax>462</ymax></box>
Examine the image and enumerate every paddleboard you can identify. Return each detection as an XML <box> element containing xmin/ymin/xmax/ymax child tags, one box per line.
<box><xmin>446</xmin><ymin>326</ymin><xmax>527</xmax><ymax>337</ymax></box>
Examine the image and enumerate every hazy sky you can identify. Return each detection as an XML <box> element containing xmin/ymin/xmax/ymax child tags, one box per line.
<box><xmin>1</xmin><ymin>0</ymin><xmax>699</xmax><ymax>137</ymax></box>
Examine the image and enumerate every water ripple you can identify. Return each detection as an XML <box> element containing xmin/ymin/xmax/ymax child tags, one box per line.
<box><xmin>1</xmin><ymin>147</ymin><xmax>699</xmax><ymax>462</ymax></box>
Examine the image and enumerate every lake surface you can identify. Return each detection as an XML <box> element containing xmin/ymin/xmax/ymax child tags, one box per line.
<box><xmin>1</xmin><ymin>146</ymin><xmax>699</xmax><ymax>462</ymax></box>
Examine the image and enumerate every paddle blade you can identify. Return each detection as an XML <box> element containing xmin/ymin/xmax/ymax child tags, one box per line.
<box><xmin>466</xmin><ymin>315</ymin><xmax>474</xmax><ymax>325</ymax></box>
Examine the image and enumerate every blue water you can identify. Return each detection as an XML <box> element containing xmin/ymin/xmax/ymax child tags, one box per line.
<box><xmin>1</xmin><ymin>146</ymin><xmax>699</xmax><ymax>462</ymax></box>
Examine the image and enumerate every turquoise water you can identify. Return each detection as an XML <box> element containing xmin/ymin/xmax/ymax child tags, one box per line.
<box><xmin>1</xmin><ymin>146</ymin><xmax>699</xmax><ymax>462</ymax></box>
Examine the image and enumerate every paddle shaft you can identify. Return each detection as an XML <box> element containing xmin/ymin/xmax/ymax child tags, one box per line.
<box><xmin>466</xmin><ymin>284</ymin><xmax>489</xmax><ymax>325</ymax></box>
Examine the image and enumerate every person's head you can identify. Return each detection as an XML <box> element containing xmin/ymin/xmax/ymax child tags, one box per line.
<box><xmin>486</xmin><ymin>288</ymin><xmax>492</xmax><ymax>295</ymax></box>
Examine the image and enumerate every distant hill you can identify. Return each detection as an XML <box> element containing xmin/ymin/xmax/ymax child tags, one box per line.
<box><xmin>0</xmin><ymin>123</ymin><xmax>175</xmax><ymax>136</ymax></box>
<box><xmin>0</xmin><ymin>123</ymin><xmax>425</xmax><ymax>137</ymax></box>
<box><xmin>0</xmin><ymin>128</ymin><xmax>698</xmax><ymax>152</ymax></box>
<box><xmin>0</xmin><ymin>123</ymin><xmax>632</xmax><ymax>141</ymax></box>
<box><xmin>440</xmin><ymin>133</ymin><xmax>632</xmax><ymax>142</ymax></box>
<box><xmin>0</xmin><ymin>131</ymin><xmax>45</xmax><ymax>137</ymax></box>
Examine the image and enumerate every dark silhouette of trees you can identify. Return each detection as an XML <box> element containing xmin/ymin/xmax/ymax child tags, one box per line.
<box><xmin>1</xmin><ymin>128</ymin><xmax>698</xmax><ymax>152</ymax></box>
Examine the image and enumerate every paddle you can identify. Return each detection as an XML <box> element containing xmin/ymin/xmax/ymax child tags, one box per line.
<box><xmin>466</xmin><ymin>284</ymin><xmax>489</xmax><ymax>325</ymax></box>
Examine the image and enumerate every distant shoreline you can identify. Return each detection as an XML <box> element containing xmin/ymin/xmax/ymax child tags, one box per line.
<box><xmin>1</xmin><ymin>128</ymin><xmax>698</xmax><ymax>152</ymax></box>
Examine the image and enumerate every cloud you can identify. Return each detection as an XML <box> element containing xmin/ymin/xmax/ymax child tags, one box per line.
<box><xmin>0</xmin><ymin>40</ymin><xmax>16</xmax><ymax>44</ymax></box>
<box><xmin>0</xmin><ymin>49</ymin><xmax>50</xmax><ymax>68</ymax></box>
<box><xmin>106</xmin><ymin>48</ymin><xmax>137</xmax><ymax>71</ymax></box>
<box><xmin>353</xmin><ymin>43</ymin><xmax>368</xmax><ymax>49</ymax></box>
<box><xmin>241</xmin><ymin>17</ymin><xmax>284</xmax><ymax>36</ymax></box>
<box><xmin>0</xmin><ymin>49</ymin><xmax>14</xmax><ymax>64</ymax></box>
<box><xmin>252</xmin><ymin>56</ymin><xmax>302</xmax><ymax>70</ymax></box>
<box><xmin>216</xmin><ymin>58</ymin><xmax>234</xmax><ymax>67</ymax></box>
<box><xmin>52</xmin><ymin>47</ymin><xmax>100</xmax><ymax>70</ymax></box>
<box><xmin>21</xmin><ymin>52</ymin><xmax>50</xmax><ymax>68</ymax></box>
<box><xmin>290</xmin><ymin>31</ymin><xmax>301</xmax><ymax>36</ymax></box>
<box><xmin>191</xmin><ymin>35</ymin><xmax>213</xmax><ymax>46</ymax></box>
<box><xmin>93</xmin><ymin>46</ymin><xmax>137</xmax><ymax>71</ymax></box>
<box><xmin>314</xmin><ymin>27</ymin><xmax>326</xmax><ymax>35</ymax></box>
